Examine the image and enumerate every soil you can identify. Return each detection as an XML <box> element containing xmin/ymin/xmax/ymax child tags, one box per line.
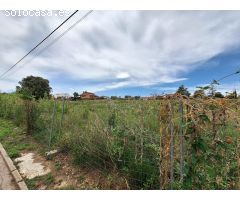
<box><xmin>17</xmin><ymin>146</ymin><xmax>129</xmax><ymax>189</ymax></box>
<box><xmin>49</xmin><ymin>153</ymin><xmax>129</xmax><ymax>189</ymax></box>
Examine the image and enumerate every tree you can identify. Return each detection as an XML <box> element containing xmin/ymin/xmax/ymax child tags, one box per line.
<box><xmin>193</xmin><ymin>89</ymin><xmax>205</xmax><ymax>98</ymax></box>
<box><xmin>111</xmin><ymin>96</ymin><xmax>118</xmax><ymax>100</ymax></box>
<box><xmin>233</xmin><ymin>90</ymin><xmax>238</xmax><ymax>99</ymax></box>
<box><xmin>226</xmin><ymin>90</ymin><xmax>237</xmax><ymax>99</ymax></box>
<box><xmin>16</xmin><ymin>76</ymin><xmax>52</xmax><ymax>100</ymax></box>
<box><xmin>134</xmin><ymin>96</ymin><xmax>140</xmax><ymax>100</ymax></box>
<box><xmin>125</xmin><ymin>95</ymin><xmax>132</xmax><ymax>99</ymax></box>
<box><xmin>73</xmin><ymin>92</ymin><xmax>79</xmax><ymax>100</ymax></box>
<box><xmin>176</xmin><ymin>85</ymin><xmax>190</xmax><ymax>97</ymax></box>
<box><xmin>214</xmin><ymin>92</ymin><xmax>224</xmax><ymax>98</ymax></box>
<box><xmin>208</xmin><ymin>80</ymin><xmax>219</xmax><ymax>97</ymax></box>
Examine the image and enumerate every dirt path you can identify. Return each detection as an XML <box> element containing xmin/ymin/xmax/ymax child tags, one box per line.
<box><xmin>0</xmin><ymin>153</ymin><xmax>18</xmax><ymax>190</ymax></box>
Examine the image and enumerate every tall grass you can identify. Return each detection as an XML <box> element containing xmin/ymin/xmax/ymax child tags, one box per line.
<box><xmin>0</xmin><ymin>93</ymin><xmax>239</xmax><ymax>189</ymax></box>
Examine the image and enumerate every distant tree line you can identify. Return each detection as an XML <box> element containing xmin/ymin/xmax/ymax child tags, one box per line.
<box><xmin>10</xmin><ymin>76</ymin><xmax>240</xmax><ymax>100</ymax></box>
<box><xmin>176</xmin><ymin>84</ymin><xmax>238</xmax><ymax>99</ymax></box>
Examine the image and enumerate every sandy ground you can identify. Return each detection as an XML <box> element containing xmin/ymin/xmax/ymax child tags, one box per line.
<box><xmin>15</xmin><ymin>153</ymin><xmax>50</xmax><ymax>179</ymax></box>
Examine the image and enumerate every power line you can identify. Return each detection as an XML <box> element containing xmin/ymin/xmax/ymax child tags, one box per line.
<box><xmin>217</xmin><ymin>69</ymin><xmax>240</xmax><ymax>82</ymax></box>
<box><xmin>0</xmin><ymin>10</ymin><xmax>79</xmax><ymax>79</ymax></box>
<box><xmin>1</xmin><ymin>10</ymin><xmax>93</xmax><ymax>79</ymax></box>
<box><xmin>196</xmin><ymin>68</ymin><xmax>240</xmax><ymax>92</ymax></box>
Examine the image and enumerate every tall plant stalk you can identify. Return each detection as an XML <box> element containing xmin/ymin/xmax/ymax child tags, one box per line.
<box><xmin>179</xmin><ymin>100</ymin><xmax>184</xmax><ymax>183</ymax></box>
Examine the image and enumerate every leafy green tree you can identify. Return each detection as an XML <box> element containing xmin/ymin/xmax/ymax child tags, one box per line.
<box><xmin>16</xmin><ymin>76</ymin><xmax>52</xmax><ymax>100</ymax></box>
<box><xmin>111</xmin><ymin>96</ymin><xmax>118</xmax><ymax>100</ymax></box>
<box><xmin>125</xmin><ymin>95</ymin><xmax>132</xmax><ymax>99</ymax></box>
<box><xmin>134</xmin><ymin>96</ymin><xmax>140</xmax><ymax>100</ymax></box>
<box><xmin>214</xmin><ymin>92</ymin><xmax>224</xmax><ymax>98</ymax></box>
<box><xmin>176</xmin><ymin>85</ymin><xmax>191</xmax><ymax>97</ymax></box>
<box><xmin>73</xmin><ymin>92</ymin><xmax>79</xmax><ymax>100</ymax></box>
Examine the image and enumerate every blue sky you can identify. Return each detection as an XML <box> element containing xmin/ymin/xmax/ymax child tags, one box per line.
<box><xmin>96</xmin><ymin>44</ymin><xmax>240</xmax><ymax>97</ymax></box>
<box><xmin>1</xmin><ymin>11</ymin><xmax>240</xmax><ymax>96</ymax></box>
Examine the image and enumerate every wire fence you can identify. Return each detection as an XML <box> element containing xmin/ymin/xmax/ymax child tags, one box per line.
<box><xmin>0</xmin><ymin>93</ymin><xmax>239</xmax><ymax>189</ymax></box>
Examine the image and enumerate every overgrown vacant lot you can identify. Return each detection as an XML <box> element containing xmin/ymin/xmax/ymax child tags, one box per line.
<box><xmin>0</xmin><ymin>118</ymin><xmax>128</xmax><ymax>189</ymax></box>
<box><xmin>0</xmin><ymin>93</ymin><xmax>239</xmax><ymax>189</ymax></box>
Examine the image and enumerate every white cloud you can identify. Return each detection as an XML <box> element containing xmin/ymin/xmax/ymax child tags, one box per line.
<box><xmin>1</xmin><ymin>11</ymin><xmax>240</xmax><ymax>93</ymax></box>
<box><xmin>116</xmin><ymin>72</ymin><xmax>130</xmax><ymax>79</ymax></box>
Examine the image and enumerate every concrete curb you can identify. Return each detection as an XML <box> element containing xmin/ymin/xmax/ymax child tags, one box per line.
<box><xmin>0</xmin><ymin>143</ymin><xmax>28</xmax><ymax>190</ymax></box>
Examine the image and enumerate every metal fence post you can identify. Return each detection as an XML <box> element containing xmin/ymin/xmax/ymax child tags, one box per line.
<box><xmin>49</xmin><ymin>99</ymin><xmax>57</xmax><ymax>150</ymax></box>
<box><xmin>59</xmin><ymin>98</ymin><xmax>65</xmax><ymax>134</ymax></box>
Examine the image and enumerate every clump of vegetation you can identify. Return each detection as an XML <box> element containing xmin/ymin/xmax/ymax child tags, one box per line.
<box><xmin>25</xmin><ymin>173</ymin><xmax>54</xmax><ymax>190</ymax></box>
<box><xmin>0</xmin><ymin>118</ymin><xmax>35</xmax><ymax>159</ymax></box>
<box><xmin>193</xmin><ymin>89</ymin><xmax>205</xmax><ymax>98</ymax></box>
<box><xmin>55</xmin><ymin>162</ymin><xmax>63</xmax><ymax>171</ymax></box>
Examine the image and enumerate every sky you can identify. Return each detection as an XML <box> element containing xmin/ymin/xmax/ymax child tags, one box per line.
<box><xmin>0</xmin><ymin>10</ymin><xmax>240</xmax><ymax>97</ymax></box>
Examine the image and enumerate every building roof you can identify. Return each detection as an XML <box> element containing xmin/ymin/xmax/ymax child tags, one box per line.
<box><xmin>81</xmin><ymin>91</ymin><xmax>95</xmax><ymax>95</ymax></box>
<box><xmin>54</xmin><ymin>93</ymin><xmax>70</xmax><ymax>98</ymax></box>
<box><xmin>79</xmin><ymin>91</ymin><xmax>99</xmax><ymax>99</ymax></box>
